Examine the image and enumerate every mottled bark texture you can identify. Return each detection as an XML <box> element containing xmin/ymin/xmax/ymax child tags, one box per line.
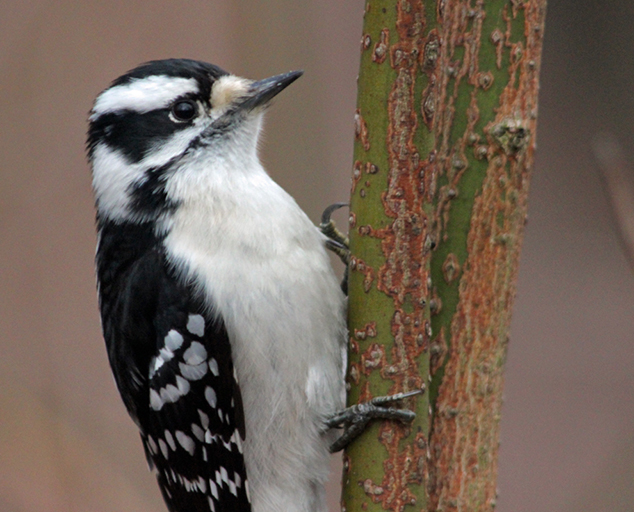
<box><xmin>343</xmin><ymin>1</ymin><xmax>546</xmax><ymax>511</ymax></box>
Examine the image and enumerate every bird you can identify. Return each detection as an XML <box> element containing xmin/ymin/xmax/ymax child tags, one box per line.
<box><xmin>87</xmin><ymin>59</ymin><xmax>347</xmax><ymax>512</ymax></box>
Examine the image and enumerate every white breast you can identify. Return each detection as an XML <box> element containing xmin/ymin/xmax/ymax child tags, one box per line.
<box><xmin>162</xmin><ymin>146</ymin><xmax>346</xmax><ymax>512</ymax></box>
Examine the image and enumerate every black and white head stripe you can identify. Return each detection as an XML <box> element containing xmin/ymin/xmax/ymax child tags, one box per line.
<box><xmin>91</xmin><ymin>75</ymin><xmax>200</xmax><ymax>118</ymax></box>
<box><xmin>87</xmin><ymin>60</ymin><xmax>228</xmax><ymax>160</ymax></box>
<box><xmin>90</xmin><ymin>59</ymin><xmax>227</xmax><ymax>118</ymax></box>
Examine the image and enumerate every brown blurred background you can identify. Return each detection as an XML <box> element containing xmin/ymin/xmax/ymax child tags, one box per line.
<box><xmin>1</xmin><ymin>1</ymin><xmax>633</xmax><ymax>511</ymax></box>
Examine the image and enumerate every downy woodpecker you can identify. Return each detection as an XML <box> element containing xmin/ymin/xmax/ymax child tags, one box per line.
<box><xmin>87</xmin><ymin>59</ymin><xmax>346</xmax><ymax>512</ymax></box>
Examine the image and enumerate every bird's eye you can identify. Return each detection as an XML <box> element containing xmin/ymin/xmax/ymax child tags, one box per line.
<box><xmin>171</xmin><ymin>100</ymin><xmax>197</xmax><ymax>122</ymax></box>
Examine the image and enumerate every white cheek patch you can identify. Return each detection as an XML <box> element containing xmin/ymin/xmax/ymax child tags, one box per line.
<box><xmin>210</xmin><ymin>75</ymin><xmax>252</xmax><ymax>116</ymax></box>
<box><xmin>90</xmin><ymin>121</ymin><xmax>207</xmax><ymax>221</ymax></box>
<box><xmin>91</xmin><ymin>144</ymin><xmax>145</xmax><ymax>220</ymax></box>
<box><xmin>91</xmin><ymin>75</ymin><xmax>199</xmax><ymax>118</ymax></box>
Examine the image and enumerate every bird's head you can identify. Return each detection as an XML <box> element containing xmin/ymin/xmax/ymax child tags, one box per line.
<box><xmin>87</xmin><ymin>59</ymin><xmax>302</xmax><ymax>224</ymax></box>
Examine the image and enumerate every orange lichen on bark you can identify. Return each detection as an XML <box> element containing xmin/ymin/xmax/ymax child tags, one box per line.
<box><xmin>428</xmin><ymin>159</ymin><xmax>523</xmax><ymax>510</ymax></box>
<box><xmin>350</xmin><ymin>256</ymin><xmax>376</xmax><ymax>293</ymax></box>
<box><xmin>352</xmin><ymin>160</ymin><xmax>365</xmax><ymax>194</ymax></box>
<box><xmin>345</xmin><ymin>0</ymin><xmax>546</xmax><ymax>510</ymax></box>
<box><xmin>354</xmin><ymin>322</ymin><xmax>379</xmax><ymax>341</ymax></box>
<box><xmin>348</xmin><ymin>1</ymin><xmax>437</xmax><ymax>511</ymax></box>
<box><xmin>373</xmin><ymin>28</ymin><xmax>390</xmax><ymax>64</ymax></box>
<box><xmin>356</xmin><ymin>109</ymin><xmax>371</xmax><ymax>152</ymax></box>
<box><xmin>429</xmin><ymin>326</ymin><xmax>448</xmax><ymax>377</ymax></box>
<box><xmin>427</xmin><ymin>1</ymin><xmax>546</xmax><ymax>510</ymax></box>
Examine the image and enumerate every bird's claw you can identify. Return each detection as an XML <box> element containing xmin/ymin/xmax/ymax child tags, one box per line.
<box><xmin>326</xmin><ymin>388</ymin><xmax>424</xmax><ymax>453</ymax></box>
<box><xmin>320</xmin><ymin>202</ymin><xmax>350</xmax><ymax>265</ymax></box>
<box><xmin>320</xmin><ymin>203</ymin><xmax>350</xmax><ymax>294</ymax></box>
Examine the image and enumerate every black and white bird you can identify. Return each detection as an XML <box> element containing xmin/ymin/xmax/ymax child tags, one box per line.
<box><xmin>87</xmin><ymin>59</ymin><xmax>347</xmax><ymax>512</ymax></box>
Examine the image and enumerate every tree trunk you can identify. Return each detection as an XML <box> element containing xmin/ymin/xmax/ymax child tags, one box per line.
<box><xmin>342</xmin><ymin>1</ymin><xmax>547</xmax><ymax>511</ymax></box>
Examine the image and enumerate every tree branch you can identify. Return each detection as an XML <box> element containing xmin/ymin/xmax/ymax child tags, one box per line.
<box><xmin>342</xmin><ymin>1</ymin><xmax>547</xmax><ymax>511</ymax></box>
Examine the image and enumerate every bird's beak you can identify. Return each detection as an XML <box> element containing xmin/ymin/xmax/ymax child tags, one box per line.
<box><xmin>237</xmin><ymin>70</ymin><xmax>303</xmax><ymax>111</ymax></box>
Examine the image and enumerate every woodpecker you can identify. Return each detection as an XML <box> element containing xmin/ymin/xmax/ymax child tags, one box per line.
<box><xmin>87</xmin><ymin>59</ymin><xmax>347</xmax><ymax>512</ymax></box>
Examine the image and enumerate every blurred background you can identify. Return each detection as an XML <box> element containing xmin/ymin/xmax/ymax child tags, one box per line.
<box><xmin>1</xmin><ymin>1</ymin><xmax>633</xmax><ymax>511</ymax></box>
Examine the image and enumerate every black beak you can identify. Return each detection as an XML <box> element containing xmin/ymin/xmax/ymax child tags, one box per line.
<box><xmin>238</xmin><ymin>70</ymin><xmax>303</xmax><ymax>111</ymax></box>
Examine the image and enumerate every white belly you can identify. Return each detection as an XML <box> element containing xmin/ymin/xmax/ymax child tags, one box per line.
<box><xmin>163</xmin><ymin>173</ymin><xmax>346</xmax><ymax>512</ymax></box>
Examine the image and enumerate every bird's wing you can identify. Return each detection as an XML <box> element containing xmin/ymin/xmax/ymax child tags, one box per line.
<box><xmin>145</xmin><ymin>273</ymin><xmax>250</xmax><ymax>512</ymax></box>
<box><xmin>98</xmin><ymin>230</ymin><xmax>250</xmax><ymax>512</ymax></box>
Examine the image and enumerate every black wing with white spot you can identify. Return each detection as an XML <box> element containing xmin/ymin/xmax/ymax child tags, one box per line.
<box><xmin>96</xmin><ymin>220</ymin><xmax>250</xmax><ymax>512</ymax></box>
<box><xmin>144</xmin><ymin>302</ymin><xmax>250</xmax><ymax>512</ymax></box>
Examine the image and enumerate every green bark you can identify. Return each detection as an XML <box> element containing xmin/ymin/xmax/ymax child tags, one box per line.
<box><xmin>342</xmin><ymin>1</ymin><xmax>546</xmax><ymax>511</ymax></box>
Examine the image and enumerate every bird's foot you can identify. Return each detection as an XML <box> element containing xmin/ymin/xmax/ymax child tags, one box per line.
<box><xmin>320</xmin><ymin>202</ymin><xmax>350</xmax><ymax>265</ymax></box>
<box><xmin>320</xmin><ymin>203</ymin><xmax>350</xmax><ymax>294</ymax></box>
<box><xmin>325</xmin><ymin>388</ymin><xmax>424</xmax><ymax>453</ymax></box>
